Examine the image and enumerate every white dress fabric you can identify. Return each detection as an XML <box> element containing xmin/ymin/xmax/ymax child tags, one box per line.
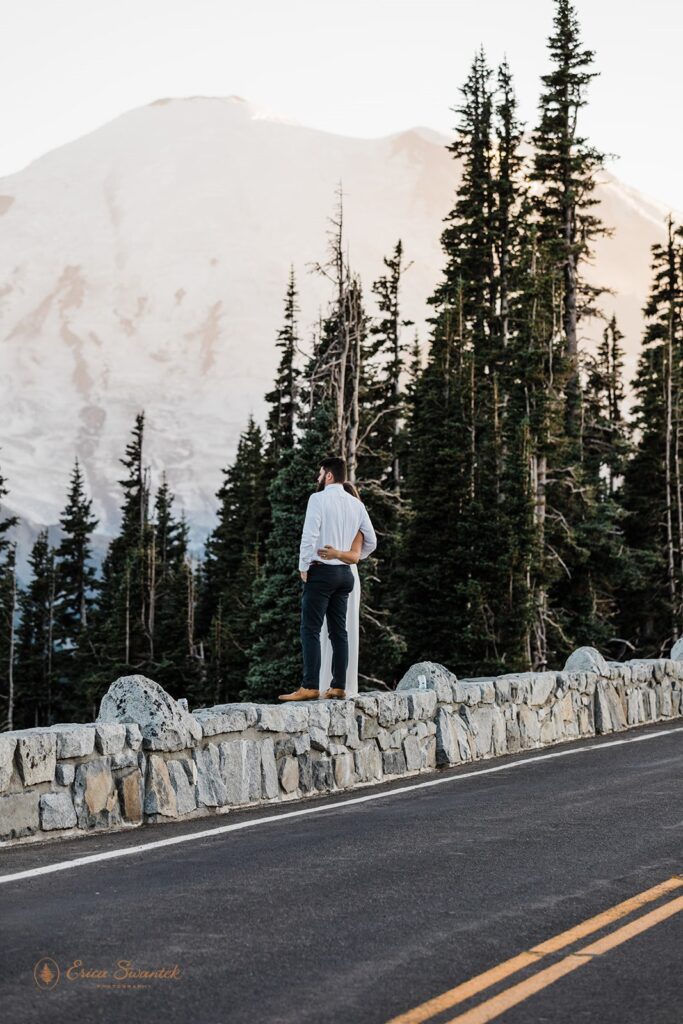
<box><xmin>318</xmin><ymin>563</ymin><xmax>360</xmax><ymax>695</ymax></box>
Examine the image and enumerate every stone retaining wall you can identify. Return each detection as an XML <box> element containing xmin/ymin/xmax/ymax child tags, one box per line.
<box><xmin>1</xmin><ymin>647</ymin><xmax>682</xmax><ymax>846</ymax></box>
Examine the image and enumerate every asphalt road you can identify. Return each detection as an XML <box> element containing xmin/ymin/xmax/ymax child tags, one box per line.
<box><xmin>1</xmin><ymin>721</ymin><xmax>682</xmax><ymax>1024</ymax></box>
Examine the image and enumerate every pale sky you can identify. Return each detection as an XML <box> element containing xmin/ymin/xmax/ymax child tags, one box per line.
<box><xmin>1</xmin><ymin>0</ymin><xmax>681</xmax><ymax>208</ymax></box>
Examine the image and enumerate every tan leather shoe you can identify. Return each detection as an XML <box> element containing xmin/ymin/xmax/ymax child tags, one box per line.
<box><xmin>321</xmin><ymin>687</ymin><xmax>346</xmax><ymax>700</ymax></box>
<box><xmin>278</xmin><ymin>687</ymin><xmax>320</xmax><ymax>702</ymax></box>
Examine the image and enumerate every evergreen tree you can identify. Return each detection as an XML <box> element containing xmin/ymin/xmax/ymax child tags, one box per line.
<box><xmin>86</xmin><ymin>413</ymin><xmax>153</xmax><ymax>711</ymax></box>
<box><xmin>149</xmin><ymin>477</ymin><xmax>204</xmax><ymax>702</ymax></box>
<box><xmin>52</xmin><ymin>459</ymin><xmax>99</xmax><ymax>718</ymax></box>
<box><xmin>622</xmin><ymin>219</ymin><xmax>683</xmax><ymax>654</ymax></box>
<box><xmin>265</xmin><ymin>268</ymin><xmax>301</xmax><ymax>463</ymax></box>
<box><xmin>17</xmin><ymin>530</ymin><xmax>57</xmax><ymax>726</ymax></box>
<box><xmin>0</xmin><ymin>462</ymin><xmax>19</xmax><ymax>730</ymax></box>
<box><xmin>200</xmin><ymin>418</ymin><xmax>270</xmax><ymax>704</ymax></box>
<box><xmin>531</xmin><ymin>0</ymin><xmax>608</xmax><ymax>438</ymax></box>
<box><xmin>355</xmin><ymin>240</ymin><xmax>413</xmax><ymax>685</ymax></box>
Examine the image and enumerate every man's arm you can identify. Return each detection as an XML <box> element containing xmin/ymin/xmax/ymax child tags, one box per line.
<box><xmin>358</xmin><ymin>503</ymin><xmax>377</xmax><ymax>559</ymax></box>
<box><xmin>299</xmin><ymin>493</ymin><xmax>323</xmax><ymax>573</ymax></box>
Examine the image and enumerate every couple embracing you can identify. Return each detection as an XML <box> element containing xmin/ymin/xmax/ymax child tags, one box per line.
<box><xmin>278</xmin><ymin>457</ymin><xmax>377</xmax><ymax>702</ymax></box>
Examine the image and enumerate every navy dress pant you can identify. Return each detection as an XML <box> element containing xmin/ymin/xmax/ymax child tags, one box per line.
<box><xmin>301</xmin><ymin>562</ymin><xmax>354</xmax><ymax>689</ymax></box>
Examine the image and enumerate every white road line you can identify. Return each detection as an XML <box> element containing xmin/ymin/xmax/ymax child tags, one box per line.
<box><xmin>1</xmin><ymin>725</ymin><xmax>681</xmax><ymax>887</ymax></box>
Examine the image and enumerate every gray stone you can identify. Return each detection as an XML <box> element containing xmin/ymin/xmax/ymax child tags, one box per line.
<box><xmin>144</xmin><ymin>755</ymin><xmax>178</xmax><ymax>817</ymax></box>
<box><xmin>376</xmin><ymin>693</ymin><xmax>409</xmax><ymax>728</ymax></box>
<box><xmin>40</xmin><ymin>791</ymin><xmax>77</xmax><ymax>831</ymax></box>
<box><xmin>353</xmin><ymin>694</ymin><xmax>378</xmax><ymax>717</ymax></box>
<box><xmin>278</xmin><ymin>755</ymin><xmax>299</xmax><ymax>793</ymax></box>
<box><xmin>376</xmin><ymin>728</ymin><xmax>393</xmax><ymax>751</ymax></box>
<box><xmin>397</xmin><ymin>662</ymin><xmax>456</xmax><ymax>703</ymax></box>
<box><xmin>167</xmin><ymin>759</ymin><xmax>197</xmax><ymax>815</ymax></box>
<box><xmin>605</xmin><ymin>682</ymin><xmax>627</xmax><ymax>730</ymax></box>
<box><xmin>293</xmin><ymin>733</ymin><xmax>311</xmax><ymax>755</ymax></box>
<box><xmin>15</xmin><ymin>731</ymin><xmax>56</xmax><ymax>786</ymax></box>
<box><xmin>46</xmin><ymin>724</ymin><xmax>96</xmax><ymax>759</ymax></box>
<box><xmin>405</xmin><ymin>690</ymin><xmax>438</xmax><ymax>721</ymax></box>
<box><xmin>95</xmin><ymin>723</ymin><xmax>127</xmax><ymax>755</ymax></box>
<box><xmin>518</xmin><ymin>705</ymin><xmax>541</xmax><ymax>747</ymax></box>
<box><xmin>98</xmin><ymin>674</ymin><xmax>202</xmax><ymax>752</ymax></box>
<box><xmin>382</xmin><ymin>749</ymin><xmax>407</xmax><ymax>775</ymax></box>
<box><xmin>195</xmin><ymin>744</ymin><xmax>230</xmax><ymax>807</ymax></box>
<box><xmin>345</xmin><ymin>715</ymin><xmax>361</xmax><ymax>749</ymax></box>
<box><xmin>192</xmin><ymin>703</ymin><xmax>258</xmax><ymax>736</ymax></box>
<box><xmin>310</xmin><ymin>726</ymin><xmax>330</xmax><ymax>751</ymax></box>
<box><xmin>420</xmin><ymin>735</ymin><xmax>437</xmax><ymax>769</ymax></box>
<box><xmin>110</xmin><ymin>752</ymin><xmax>139</xmax><ymax>770</ymax></box>
<box><xmin>74</xmin><ymin>758</ymin><xmax>121</xmax><ymax>829</ymax></box>
<box><xmin>329</xmin><ymin>701</ymin><xmax>356</xmax><ymax>736</ymax></box>
<box><xmin>0</xmin><ymin>735</ymin><xmax>16</xmax><ymax>791</ymax></box>
<box><xmin>564</xmin><ymin>646</ymin><xmax>609</xmax><ymax>676</ymax></box>
<box><xmin>126</xmin><ymin>724</ymin><xmax>143</xmax><ymax>750</ymax></box>
<box><xmin>297</xmin><ymin>752</ymin><xmax>314</xmax><ymax>793</ymax></box>
<box><xmin>354</xmin><ymin>741</ymin><xmax>383</xmax><ymax>783</ymax></box>
<box><xmin>491</xmin><ymin>707</ymin><xmax>507</xmax><ymax>755</ymax></box>
<box><xmin>403</xmin><ymin>734</ymin><xmax>422</xmax><ymax>771</ymax></box>
<box><xmin>260</xmin><ymin>738</ymin><xmax>280</xmax><ymax>800</ymax></box>
<box><xmin>274</xmin><ymin>737</ymin><xmax>296</xmax><ymax>757</ymax></box>
<box><xmin>435</xmin><ymin>708</ymin><xmax>458</xmax><ymax>765</ymax></box>
<box><xmin>55</xmin><ymin>763</ymin><xmax>75</xmax><ymax>786</ymax></box>
<box><xmin>540</xmin><ymin>714</ymin><xmax>556</xmax><ymax>744</ymax></box>
<box><xmin>313</xmin><ymin>757</ymin><xmax>334</xmax><ymax>791</ymax></box>
<box><xmin>528</xmin><ymin>673</ymin><xmax>557</xmax><ymax>707</ymax></box>
<box><xmin>454</xmin><ymin>681</ymin><xmax>486</xmax><ymax>706</ymax></box>
<box><xmin>257</xmin><ymin>704</ymin><xmax>309</xmax><ymax>734</ymax></box>
<box><xmin>390</xmin><ymin>724</ymin><xmax>409</xmax><ymax>748</ymax></box>
<box><xmin>470</xmin><ymin>707</ymin><xmax>494</xmax><ymax>758</ymax></box>
<box><xmin>357</xmin><ymin>713</ymin><xmax>380</xmax><ymax>740</ymax></box>
<box><xmin>505</xmin><ymin>716</ymin><xmax>521</xmax><ymax>753</ymax></box>
<box><xmin>333</xmin><ymin>752</ymin><xmax>356</xmax><ymax>789</ymax></box>
<box><xmin>218</xmin><ymin>740</ymin><xmax>260</xmax><ymax>805</ymax></box>
<box><xmin>308</xmin><ymin>703</ymin><xmax>331</xmax><ymax>731</ymax></box>
<box><xmin>0</xmin><ymin>791</ymin><xmax>40</xmax><ymax>840</ymax></box>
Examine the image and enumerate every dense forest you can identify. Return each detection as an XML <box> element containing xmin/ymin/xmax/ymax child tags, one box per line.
<box><xmin>2</xmin><ymin>0</ymin><xmax>683</xmax><ymax>729</ymax></box>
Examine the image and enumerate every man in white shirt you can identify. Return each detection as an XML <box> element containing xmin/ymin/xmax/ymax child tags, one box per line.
<box><xmin>279</xmin><ymin>456</ymin><xmax>377</xmax><ymax>702</ymax></box>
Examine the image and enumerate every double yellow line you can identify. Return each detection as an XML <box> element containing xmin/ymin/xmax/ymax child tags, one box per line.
<box><xmin>387</xmin><ymin>875</ymin><xmax>683</xmax><ymax>1024</ymax></box>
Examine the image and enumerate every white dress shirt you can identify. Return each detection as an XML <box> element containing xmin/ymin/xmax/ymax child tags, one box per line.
<box><xmin>298</xmin><ymin>483</ymin><xmax>377</xmax><ymax>572</ymax></box>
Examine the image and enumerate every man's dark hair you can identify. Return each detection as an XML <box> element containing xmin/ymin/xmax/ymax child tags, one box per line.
<box><xmin>320</xmin><ymin>456</ymin><xmax>347</xmax><ymax>483</ymax></box>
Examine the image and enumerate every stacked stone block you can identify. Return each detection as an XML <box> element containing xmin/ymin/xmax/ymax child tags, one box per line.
<box><xmin>1</xmin><ymin>649</ymin><xmax>681</xmax><ymax>846</ymax></box>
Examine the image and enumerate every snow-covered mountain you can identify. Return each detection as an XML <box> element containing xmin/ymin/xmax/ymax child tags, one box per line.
<box><xmin>0</xmin><ymin>95</ymin><xmax>676</xmax><ymax>563</ymax></box>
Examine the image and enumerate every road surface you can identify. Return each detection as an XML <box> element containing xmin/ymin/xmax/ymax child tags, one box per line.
<box><xmin>1</xmin><ymin>721</ymin><xmax>682</xmax><ymax>1024</ymax></box>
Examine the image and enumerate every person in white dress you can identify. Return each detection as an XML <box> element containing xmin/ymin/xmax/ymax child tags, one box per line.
<box><xmin>317</xmin><ymin>484</ymin><xmax>364</xmax><ymax>695</ymax></box>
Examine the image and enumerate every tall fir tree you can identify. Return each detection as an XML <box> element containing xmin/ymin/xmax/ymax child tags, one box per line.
<box><xmin>52</xmin><ymin>458</ymin><xmax>99</xmax><ymax>718</ymax></box>
<box><xmin>199</xmin><ymin>418</ymin><xmax>270</xmax><ymax>704</ymax></box>
<box><xmin>265</xmin><ymin>267</ymin><xmax>301</xmax><ymax>464</ymax></box>
<box><xmin>17</xmin><ymin>530</ymin><xmax>57</xmax><ymax>726</ymax></box>
<box><xmin>622</xmin><ymin>219</ymin><xmax>683</xmax><ymax>654</ymax></box>
<box><xmin>0</xmin><ymin>462</ymin><xmax>19</xmax><ymax>730</ymax></box>
<box><xmin>355</xmin><ymin>240</ymin><xmax>413</xmax><ymax>686</ymax></box>
<box><xmin>86</xmin><ymin>413</ymin><xmax>153</xmax><ymax>712</ymax></box>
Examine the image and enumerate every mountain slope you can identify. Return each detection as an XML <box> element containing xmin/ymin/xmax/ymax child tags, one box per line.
<box><xmin>0</xmin><ymin>95</ymin><xmax>674</xmax><ymax>553</ymax></box>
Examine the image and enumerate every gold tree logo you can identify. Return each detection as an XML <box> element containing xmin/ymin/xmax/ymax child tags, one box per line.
<box><xmin>34</xmin><ymin>957</ymin><xmax>60</xmax><ymax>990</ymax></box>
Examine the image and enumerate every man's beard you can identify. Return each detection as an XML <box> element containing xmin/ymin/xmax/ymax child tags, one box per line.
<box><xmin>316</xmin><ymin>478</ymin><xmax>325</xmax><ymax>492</ymax></box>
